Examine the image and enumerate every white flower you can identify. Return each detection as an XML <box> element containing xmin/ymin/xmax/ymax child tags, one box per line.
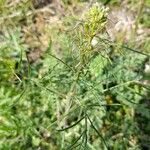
<box><xmin>145</xmin><ymin>64</ymin><xmax>150</xmax><ymax>73</ymax></box>
<box><xmin>91</xmin><ymin>37</ymin><xmax>98</xmax><ymax>47</ymax></box>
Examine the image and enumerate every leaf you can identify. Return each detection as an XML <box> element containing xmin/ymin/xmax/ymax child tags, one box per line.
<box><xmin>89</xmin><ymin>54</ymin><xmax>108</xmax><ymax>77</ymax></box>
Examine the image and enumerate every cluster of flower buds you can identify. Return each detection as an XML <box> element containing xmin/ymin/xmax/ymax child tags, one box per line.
<box><xmin>84</xmin><ymin>3</ymin><xmax>109</xmax><ymax>38</ymax></box>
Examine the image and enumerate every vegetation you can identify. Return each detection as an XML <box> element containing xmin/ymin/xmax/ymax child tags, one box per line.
<box><xmin>0</xmin><ymin>0</ymin><xmax>150</xmax><ymax>149</ymax></box>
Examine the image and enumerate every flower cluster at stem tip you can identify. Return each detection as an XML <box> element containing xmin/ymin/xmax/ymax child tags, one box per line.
<box><xmin>77</xmin><ymin>3</ymin><xmax>109</xmax><ymax>64</ymax></box>
<box><xmin>84</xmin><ymin>3</ymin><xmax>109</xmax><ymax>38</ymax></box>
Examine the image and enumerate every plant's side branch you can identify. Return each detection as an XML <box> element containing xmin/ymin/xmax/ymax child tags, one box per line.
<box><xmin>30</xmin><ymin>79</ymin><xmax>66</xmax><ymax>98</ymax></box>
<box><xmin>63</xmin><ymin>67</ymin><xmax>82</xmax><ymax>125</ymax></box>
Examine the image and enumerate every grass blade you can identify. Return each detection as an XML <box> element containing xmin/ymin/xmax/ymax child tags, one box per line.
<box><xmin>67</xmin><ymin>131</ymin><xmax>85</xmax><ymax>150</ymax></box>
<box><xmin>57</xmin><ymin>116</ymin><xmax>85</xmax><ymax>131</ymax></box>
<box><xmin>122</xmin><ymin>45</ymin><xmax>150</xmax><ymax>57</ymax></box>
<box><xmin>87</xmin><ymin>115</ymin><xmax>108</xmax><ymax>149</ymax></box>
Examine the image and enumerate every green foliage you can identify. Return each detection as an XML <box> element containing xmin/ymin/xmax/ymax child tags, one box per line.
<box><xmin>0</xmin><ymin>1</ymin><xmax>150</xmax><ymax>150</ymax></box>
